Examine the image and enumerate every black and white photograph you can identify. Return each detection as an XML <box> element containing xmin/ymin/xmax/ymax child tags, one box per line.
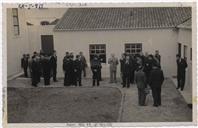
<box><xmin>2</xmin><ymin>1</ymin><xmax>197</xmax><ymax>127</ymax></box>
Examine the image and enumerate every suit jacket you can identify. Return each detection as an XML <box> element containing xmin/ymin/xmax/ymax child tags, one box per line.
<box><xmin>50</xmin><ymin>55</ymin><xmax>57</xmax><ymax>68</ymax></box>
<box><xmin>123</xmin><ymin>60</ymin><xmax>131</xmax><ymax>76</ymax></box>
<box><xmin>108</xmin><ymin>57</ymin><xmax>118</xmax><ymax>71</ymax></box>
<box><xmin>149</xmin><ymin>68</ymin><xmax>164</xmax><ymax>88</ymax></box>
<box><xmin>134</xmin><ymin>70</ymin><xmax>147</xmax><ymax>89</ymax></box>
<box><xmin>74</xmin><ymin>59</ymin><xmax>82</xmax><ymax>73</ymax></box>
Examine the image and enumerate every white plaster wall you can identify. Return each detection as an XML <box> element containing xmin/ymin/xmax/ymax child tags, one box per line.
<box><xmin>54</xmin><ymin>29</ymin><xmax>178</xmax><ymax>78</ymax></box>
<box><xmin>7</xmin><ymin>9</ymin><xmax>29</xmax><ymax>77</ymax></box>
<box><xmin>177</xmin><ymin>29</ymin><xmax>192</xmax><ymax>92</ymax></box>
<box><xmin>27</xmin><ymin>25</ymin><xmax>55</xmax><ymax>55</ymax></box>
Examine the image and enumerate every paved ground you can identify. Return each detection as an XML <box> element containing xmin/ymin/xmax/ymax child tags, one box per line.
<box><xmin>7</xmin><ymin>77</ymin><xmax>192</xmax><ymax>123</ymax></box>
<box><xmin>121</xmin><ymin>78</ymin><xmax>192</xmax><ymax>122</ymax></box>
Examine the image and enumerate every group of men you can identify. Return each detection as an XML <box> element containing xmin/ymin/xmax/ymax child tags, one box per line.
<box><xmin>21</xmin><ymin>49</ymin><xmax>188</xmax><ymax>107</ymax></box>
<box><xmin>62</xmin><ymin>52</ymin><xmax>87</xmax><ymax>86</ymax></box>
<box><xmin>108</xmin><ymin>50</ymin><xmax>164</xmax><ymax>107</ymax></box>
<box><xmin>21</xmin><ymin>50</ymin><xmax>57</xmax><ymax>87</ymax></box>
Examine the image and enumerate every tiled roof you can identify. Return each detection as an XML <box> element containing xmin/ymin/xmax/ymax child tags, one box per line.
<box><xmin>54</xmin><ymin>7</ymin><xmax>191</xmax><ymax>31</ymax></box>
<box><xmin>177</xmin><ymin>18</ymin><xmax>191</xmax><ymax>29</ymax></box>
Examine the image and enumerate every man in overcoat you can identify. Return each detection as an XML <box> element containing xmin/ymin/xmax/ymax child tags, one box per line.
<box><xmin>50</xmin><ymin>50</ymin><xmax>58</xmax><ymax>82</ymax></box>
<box><xmin>74</xmin><ymin>55</ymin><xmax>83</xmax><ymax>86</ymax></box>
<box><xmin>134</xmin><ymin>66</ymin><xmax>147</xmax><ymax>106</ymax></box>
<box><xmin>149</xmin><ymin>63</ymin><xmax>164</xmax><ymax>107</ymax></box>
<box><xmin>176</xmin><ymin>54</ymin><xmax>188</xmax><ymax>91</ymax></box>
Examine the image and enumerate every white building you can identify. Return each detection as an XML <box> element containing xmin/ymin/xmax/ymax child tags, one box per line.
<box><xmin>7</xmin><ymin>7</ymin><xmax>192</xmax><ymax>87</ymax></box>
<box><xmin>6</xmin><ymin>8</ymin><xmax>66</xmax><ymax>78</ymax></box>
<box><xmin>53</xmin><ymin>8</ymin><xmax>192</xmax><ymax>79</ymax></box>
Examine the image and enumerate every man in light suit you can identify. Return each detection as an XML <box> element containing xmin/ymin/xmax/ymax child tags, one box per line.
<box><xmin>108</xmin><ymin>54</ymin><xmax>119</xmax><ymax>83</ymax></box>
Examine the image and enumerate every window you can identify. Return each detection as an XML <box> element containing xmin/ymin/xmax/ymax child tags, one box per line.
<box><xmin>89</xmin><ymin>44</ymin><xmax>106</xmax><ymax>63</ymax></box>
<box><xmin>183</xmin><ymin>45</ymin><xmax>187</xmax><ymax>59</ymax></box>
<box><xmin>40</xmin><ymin>21</ymin><xmax>50</xmax><ymax>25</ymax></box>
<box><xmin>125</xmin><ymin>43</ymin><xmax>142</xmax><ymax>55</ymax></box>
<box><xmin>178</xmin><ymin>43</ymin><xmax>181</xmax><ymax>56</ymax></box>
<box><xmin>190</xmin><ymin>48</ymin><xmax>192</xmax><ymax>61</ymax></box>
<box><xmin>12</xmin><ymin>8</ymin><xmax>20</xmax><ymax>35</ymax></box>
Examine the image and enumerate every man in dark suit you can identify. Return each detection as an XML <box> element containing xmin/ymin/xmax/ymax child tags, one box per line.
<box><xmin>122</xmin><ymin>55</ymin><xmax>131</xmax><ymax>88</ymax></box>
<box><xmin>120</xmin><ymin>53</ymin><xmax>126</xmax><ymax>84</ymax></box>
<box><xmin>63</xmin><ymin>53</ymin><xmax>70</xmax><ymax>86</ymax></box>
<box><xmin>176</xmin><ymin>54</ymin><xmax>188</xmax><ymax>91</ymax></box>
<box><xmin>91</xmin><ymin>55</ymin><xmax>101</xmax><ymax>86</ymax></box>
<box><xmin>143</xmin><ymin>55</ymin><xmax>153</xmax><ymax>86</ymax></box>
<box><xmin>149</xmin><ymin>63</ymin><xmax>164</xmax><ymax>107</ymax></box>
<box><xmin>21</xmin><ymin>54</ymin><xmax>29</xmax><ymax>77</ymax></box>
<box><xmin>50</xmin><ymin>50</ymin><xmax>58</xmax><ymax>82</ymax></box>
<box><xmin>31</xmin><ymin>56</ymin><xmax>40</xmax><ymax>87</ymax></box>
<box><xmin>42</xmin><ymin>54</ymin><xmax>51</xmax><ymax>85</ymax></box>
<box><xmin>74</xmin><ymin>55</ymin><xmax>83</xmax><ymax>86</ymax></box>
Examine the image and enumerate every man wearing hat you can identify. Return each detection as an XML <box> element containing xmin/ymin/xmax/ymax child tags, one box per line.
<box><xmin>149</xmin><ymin>62</ymin><xmax>164</xmax><ymax>107</ymax></box>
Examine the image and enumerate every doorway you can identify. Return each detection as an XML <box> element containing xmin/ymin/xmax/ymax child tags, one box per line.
<box><xmin>41</xmin><ymin>35</ymin><xmax>54</xmax><ymax>55</ymax></box>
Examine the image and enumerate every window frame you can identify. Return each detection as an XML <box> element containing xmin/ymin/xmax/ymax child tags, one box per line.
<box><xmin>12</xmin><ymin>8</ymin><xmax>20</xmax><ymax>36</ymax></box>
<box><xmin>89</xmin><ymin>44</ymin><xmax>106</xmax><ymax>63</ymax></box>
<box><xmin>125</xmin><ymin>43</ymin><xmax>142</xmax><ymax>55</ymax></box>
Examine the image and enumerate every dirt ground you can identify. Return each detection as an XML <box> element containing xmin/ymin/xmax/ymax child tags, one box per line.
<box><xmin>7</xmin><ymin>87</ymin><xmax>122</xmax><ymax>123</ymax></box>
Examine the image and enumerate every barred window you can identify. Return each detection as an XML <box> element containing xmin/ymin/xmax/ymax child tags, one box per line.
<box><xmin>89</xmin><ymin>44</ymin><xmax>106</xmax><ymax>63</ymax></box>
<box><xmin>12</xmin><ymin>8</ymin><xmax>20</xmax><ymax>35</ymax></box>
<box><xmin>125</xmin><ymin>43</ymin><xmax>142</xmax><ymax>55</ymax></box>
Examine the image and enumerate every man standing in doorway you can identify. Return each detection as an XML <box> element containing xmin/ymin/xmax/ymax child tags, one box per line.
<box><xmin>108</xmin><ymin>53</ymin><xmax>119</xmax><ymax>83</ymax></box>
<box><xmin>176</xmin><ymin>54</ymin><xmax>188</xmax><ymax>91</ymax></box>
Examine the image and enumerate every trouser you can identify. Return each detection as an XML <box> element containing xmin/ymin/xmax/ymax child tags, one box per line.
<box><xmin>74</xmin><ymin>72</ymin><xmax>82</xmax><ymax>86</ymax></box>
<box><xmin>43</xmin><ymin>72</ymin><xmax>50</xmax><ymax>85</ymax></box>
<box><xmin>31</xmin><ymin>72</ymin><xmax>38</xmax><ymax>86</ymax></box>
<box><xmin>82</xmin><ymin>67</ymin><xmax>86</xmax><ymax>77</ymax></box>
<box><xmin>99</xmin><ymin>69</ymin><xmax>102</xmax><ymax>81</ymax></box>
<box><xmin>52</xmin><ymin>67</ymin><xmax>57</xmax><ymax>81</ymax></box>
<box><xmin>177</xmin><ymin>73</ymin><xmax>186</xmax><ymax>90</ymax></box>
<box><xmin>130</xmin><ymin>70</ymin><xmax>135</xmax><ymax>84</ymax></box>
<box><xmin>151</xmin><ymin>87</ymin><xmax>161</xmax><ymax>106</ymax></box>
<box><xmin>93</xmin><ymin>71</ymin><xmax>100</xmax><ymax>86</ymax></box>
<box><xmin>138</xmin><ymin>88</ymin><xmax>146</xmax><ymax>106</ymax></box>
<box><xmin>64</xmin><ymin>72</ymin><xmax>69</xmax><ymax>86</ymax></box>
<box><xmin>44</xmin><ymin>76</ymin><xmax>50</xmax><ymax>85</ymax></box>
<box><xmin>23</xmin><ymin>67</ymin><xmax>28</xmax><ymax>77</ymax></box>
<box><xmin>110</xmin><ymin>70</ymin><xmax>117</xmax><ymax>83</ymax></box>
<box><xmin>120</xmin><ymin>72</ymin><xmax>123</xmax><ymax>84</ymax></box>
<box><xmin>123</xmin><ymin>75</ymin><xmax>130</xmax><ymax>88</ymax></box>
